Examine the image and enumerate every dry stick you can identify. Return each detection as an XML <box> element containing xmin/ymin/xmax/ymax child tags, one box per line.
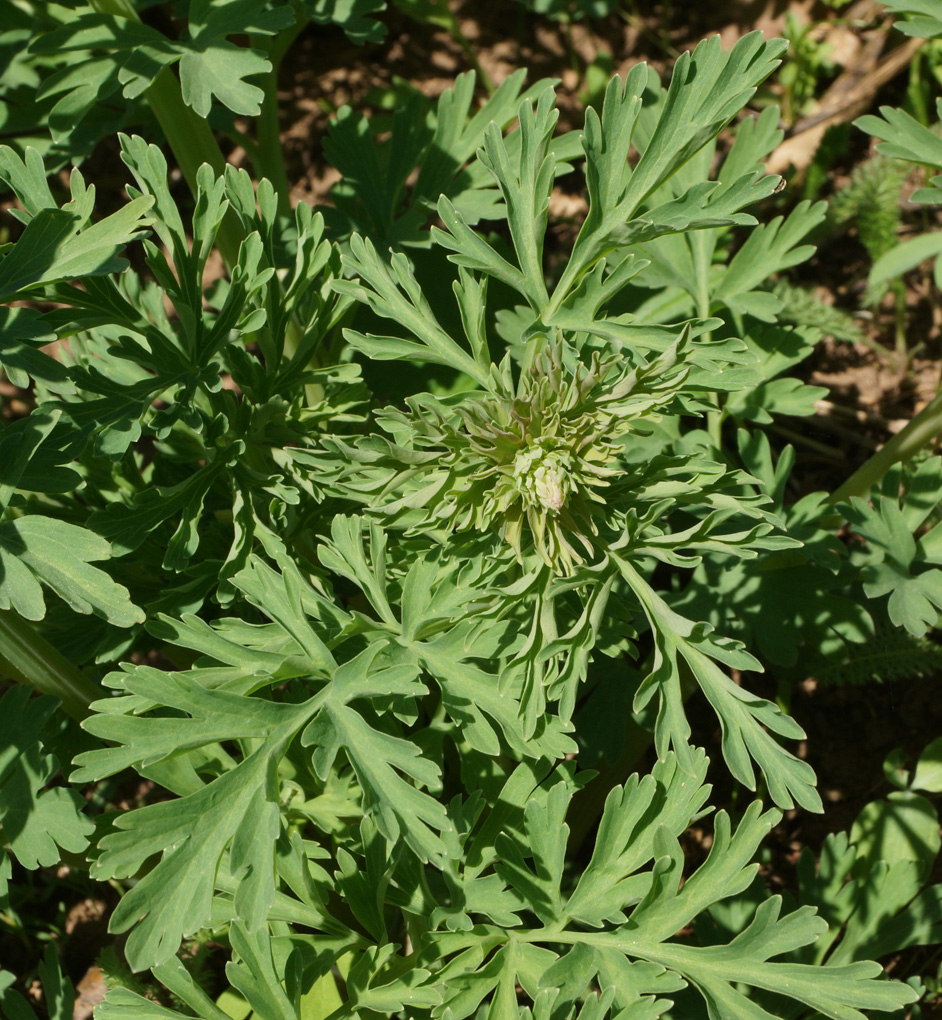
<box><xmin>791</xmin><ymin>36</ymin><xmax>924</xmax><ymax>137</ymax></box>
<box><xmin>768</xmin><ymin>33</ymin><xmax>924</xmax><ymax>174</ymax></box>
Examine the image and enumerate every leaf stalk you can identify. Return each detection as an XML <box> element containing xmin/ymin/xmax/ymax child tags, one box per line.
<box><xmin>831</xmin><ymin>391</ymin><xmax>942</xmax><ymax>502</ymax></box>
<box><xmin>0</xmin><ymin>610</ymin><xmax>99</xmax><ymax>720</ymax></box>
<box><xmin>88</xmin><ymin>0</ymin><xmax>244</xmax><ymax>267</ymax></box>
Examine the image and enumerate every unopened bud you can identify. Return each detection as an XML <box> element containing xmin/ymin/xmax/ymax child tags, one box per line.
<box><xmin>533</xmin><ymin>463</ymin><xmax>567</xmax><ymax>510</ymax></box>
<box><xmin>514</xmin><ymin>445</ymin><xmax>571</xmax><ymax>513</ymax></box>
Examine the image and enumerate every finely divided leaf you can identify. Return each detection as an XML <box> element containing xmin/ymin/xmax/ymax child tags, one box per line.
<box><xmin>75</xmin><ymin>670</ymin><xmax>319</xmax><ymax>971</ymax></box>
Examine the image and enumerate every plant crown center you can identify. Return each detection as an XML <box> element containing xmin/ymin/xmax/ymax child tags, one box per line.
<box><xmin>513</xmin><ymin>440</ymin><xmax>573</xmax><ymax>512</ymax></box>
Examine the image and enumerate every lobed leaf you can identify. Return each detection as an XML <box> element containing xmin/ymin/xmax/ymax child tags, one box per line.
<box><xmin>0</xmin><ymin>687</ymin><xmax>93</xmax><ymax>871</ymax></box>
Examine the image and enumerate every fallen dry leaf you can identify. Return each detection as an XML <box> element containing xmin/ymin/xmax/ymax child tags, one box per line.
<box><xmin>73</xmin><ymin>966</ymin><xmax>106</xmax><ymax>1020</ymax></box>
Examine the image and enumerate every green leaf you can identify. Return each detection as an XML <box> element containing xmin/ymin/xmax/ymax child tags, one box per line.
<box><xmin>323</xmin><ymin>69</ymin><xmax>568</xmax><ymax>245</ymax></box>
<box><xmin>187</xmin><ymin>0</ymin><xmax>296</xmax><ymax>40</ymax></box>
<box><xmin>301</xmin><ymin>645</ymin><xmax>458</xmax><ymax>866</ymax></box>
<box><xmin>495</xmin><ymin>780</ymin><xmax>570</xmax><ymax>925</ymax></box>
<box><xmin>551</xmin><ymin>33</ymin><xmax>787</xmax><ymax>306</ymax></box>
<box><xmin>856</xmin><ymin>103</ymin><xmax>942</xmax><ymax>209</ymax></box>
<box><xmin>0</xmin><ymin>307</ymin><xmax>74</xmax><ymax>393</ymax></box>
<box><xmin>615</xmin><ymin>556</ymin><xmax>821</xmax><ymax>812</ymax></box>
<box><xmin>0</xmin><ymin>149</ymin><xmax>152</xmax><ymax>301</ymax></box>
<box><xmin>150</xmin><ymin>958</ymin><xmax>233</xmax><ymax>1020</ymax></box>
<box><xmin>841</xmin><ymin>478</ymin><xmax>942</xmax><ymax>637</ymax></box>
<box><xmin>336</xmin><ymin>234</ymin><xmax>492</xmax><ymax>387</ymax></box>
<box><xmin>304</xmin><ymin>0</ymin><xmax>388</xmax><ymax>44</ymax></box>
<box><xmin>475</xmin><ymin>88</ymin><xmax>559</xmax><ymax>310</ymax></box>
<box><xmin>0</xmin><ymin>516</ymin><xmax>144</xmax><ymax>625</ymax></box>
<box><xmin>631</xmin><ymin>903</ymin><xmax>916</xmax><ymax>1020</ymax></box>
<box><xmin>0</xmin><ymin>410</ymin><xmax>62</xmax><ymax>508</ymax></box>
<box><xmin>75</xmin><ymin>668</ymin><xmax>319</xmax><ymax>970</ymax></box>
<box><xmin>727</xmin><ymin>376</ymin><xmax>829</xmax><ymax>423</ymax></box>
<box><xmin>0</xmin><ymin>686</ymin><xmax>93</xmax><ymax>870</ymax></box>
<box><xmin>870</xmin><ymin>231</ymin><xmax>942</xmax><ymax>285</ymax></box>
<box><xmin>29</xmin><ymin>13</ymin><xmax>176</xmax><ymax>133</ymax></box>
<box><xmin>566</xmin><ymin>751</ymin><xmax>711</xmax><ymax>927</ymax></box>
<box><xmin>226</xmin><ymin>923</ymin><xmax>297</xmax><ymax>1020</ymax></box>
<box><xmin>850</xmin><ymin>791</ymin><xmax>941</xmax><ymax>881</ymax></box>
<box><xmin>881</xmin><ymin>0</ymin><xmax>942</xmax><ymax>37</ymax></box>
<box><xmin>94</xmin><ymin>989</ymin><xmax>198</xmax><ymax>1020</ymax></box>
<box><xmin>179</xmin><ymin>42</ymin><xmax>271</xmax><ymax>118</ymax></box>
<box><xmin>89</xmin><ymin>456</ymin><xmax>237</xmax><ymax>569</ymax></box>
<box><xmin>0</xmin><ymin>945</ymin><xmax>75</xmax><ymax>1020</ymax></box>
<box><xmin>912</xmin><ymin>735</ymin><xmax>942</xmax><ymax>792</ymax></box>
<box><xmin>713</xmin><ymin>200</ymin><xmax>826</xmax><ymax>315</ymax></box>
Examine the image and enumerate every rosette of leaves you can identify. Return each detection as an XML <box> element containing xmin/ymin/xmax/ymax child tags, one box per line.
<box><xmin>336</xmin><ymin>324</ymin><xmax>712</xmax><ymax>574</ymax></box>
<box><xmin>317</xmin><ymin>36</ymin><xmax>825</xmax><ymax>812</ymax></box>
<box><xmin>0</xmin><ymin>28</ymin><xmax>922</xmax><ymax>1020</ymax></box>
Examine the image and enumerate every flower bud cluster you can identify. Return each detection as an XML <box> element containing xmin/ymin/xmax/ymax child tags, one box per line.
<box><xmin>513</xmin><ymin>441</ymin><xmax>573</xmax><ymax>512</ymax></box>
<box><xmin>358</xmin><ymin>332</ymin><xmax>698</xmax><ymax>574</ymax></box>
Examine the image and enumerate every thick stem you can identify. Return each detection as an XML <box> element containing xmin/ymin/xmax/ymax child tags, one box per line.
<box><xmin>0</xmin><ymin>611</ymin><xmax>99</xmax><ymax>720</ymax></box>
<box><xmin>144</xmin><ymin>69</ymin><xmax>244</xmax><ymax>268</ymax></box>
<box><xmin>830</xmin><ymin>392</ymin><xmax>942</xmax><ymax>503</ymax></box>
<box><xmin>90</xmin><ymin>0</ymin><xmax>243</xmax><ymax>267</ymax></box>
<box><xmin>253</xmin><ymin>18</ymin><xmax>306</xmax><ymax>213</ymax></box>
<box><xmin>254</xmin><ymin>67</ymin><xmax>293</xmax><ymax>216</ymax></box>
<box><xmin>144</xmin><ymin>69</ymin><xmax>226</xmax><ymax>183</ymax></box>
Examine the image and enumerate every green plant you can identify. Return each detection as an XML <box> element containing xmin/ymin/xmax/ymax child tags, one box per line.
<box><xmin>1</xmin><ymin>14</ymin><xmax>940</xmax><ymax>1020</ymax></box>
<box><xmin>778</xmin><ymin>12</ymin><xmax>835</xmax><ymax>125</ymax></box>
<box><xmin>830</xmin><ymin>155</ymin><xmax>910</xmax><ymax>361</ymax></box>
<box><xmin>0</xmin><ymin>0</ymin><xmax>388</xmax><ymax>263</ymax></box>
<box><xmin>771</xmin><ymin>280</ymin><xmax>871</xmax><ymax>347</ymax></box>
<box><xmin>855</xmin><ymin>0</ymin><xmax>942</xmax><ymax>296</ymax></box>
<box><xmin>831</xmin><ymin>156</ymin><xmax>909</xmax><ymax>289</ymax></box>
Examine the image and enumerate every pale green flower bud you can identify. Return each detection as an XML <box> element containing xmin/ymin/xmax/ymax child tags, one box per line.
<box><xmin>533</xmin><ymin>462</ymin><xmax>568</xmax><ymax>511</ymax></box>
<box><xmin>514</xmin><ymin>444</ymin><xmax>571</xmax><ymax>513</ymax></box>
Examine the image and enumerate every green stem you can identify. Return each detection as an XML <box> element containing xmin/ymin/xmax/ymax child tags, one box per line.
<box><xmin>0</xmin><ymin>611</ymin><xmax>99</xmax><ymax>720</ymax></box>
<box><xmin>144</xmin><ymin>68</ymin><xmax>244</xmax><ymax>268</ymax></box>
<box><xmin>830</xmin><ymin>392</ymin><xmax>942</xmax><ymax>503</ymax></box>
<box><xmin>144</xmin><ymin>70</ymin><xmax>226</xmax><ymax>183</ymax></box>
<box><xmin>90</xmin><ymin>0</ymin><xmax>243</xmax><ymax>267</ymax></box>
<box><xmin>254</xmin><ymin>74</ymin><xmax>292</xmax><ymax>215</ymax></box>
<box><xmin>893</xmin><ymin>278</ymin><xmax>908</xmax><ymax>369</ymax></box>
<box><xmin>253</xmin><ymin>17</ymin><xmax>306</xmax><ymax>214</ymax></box>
